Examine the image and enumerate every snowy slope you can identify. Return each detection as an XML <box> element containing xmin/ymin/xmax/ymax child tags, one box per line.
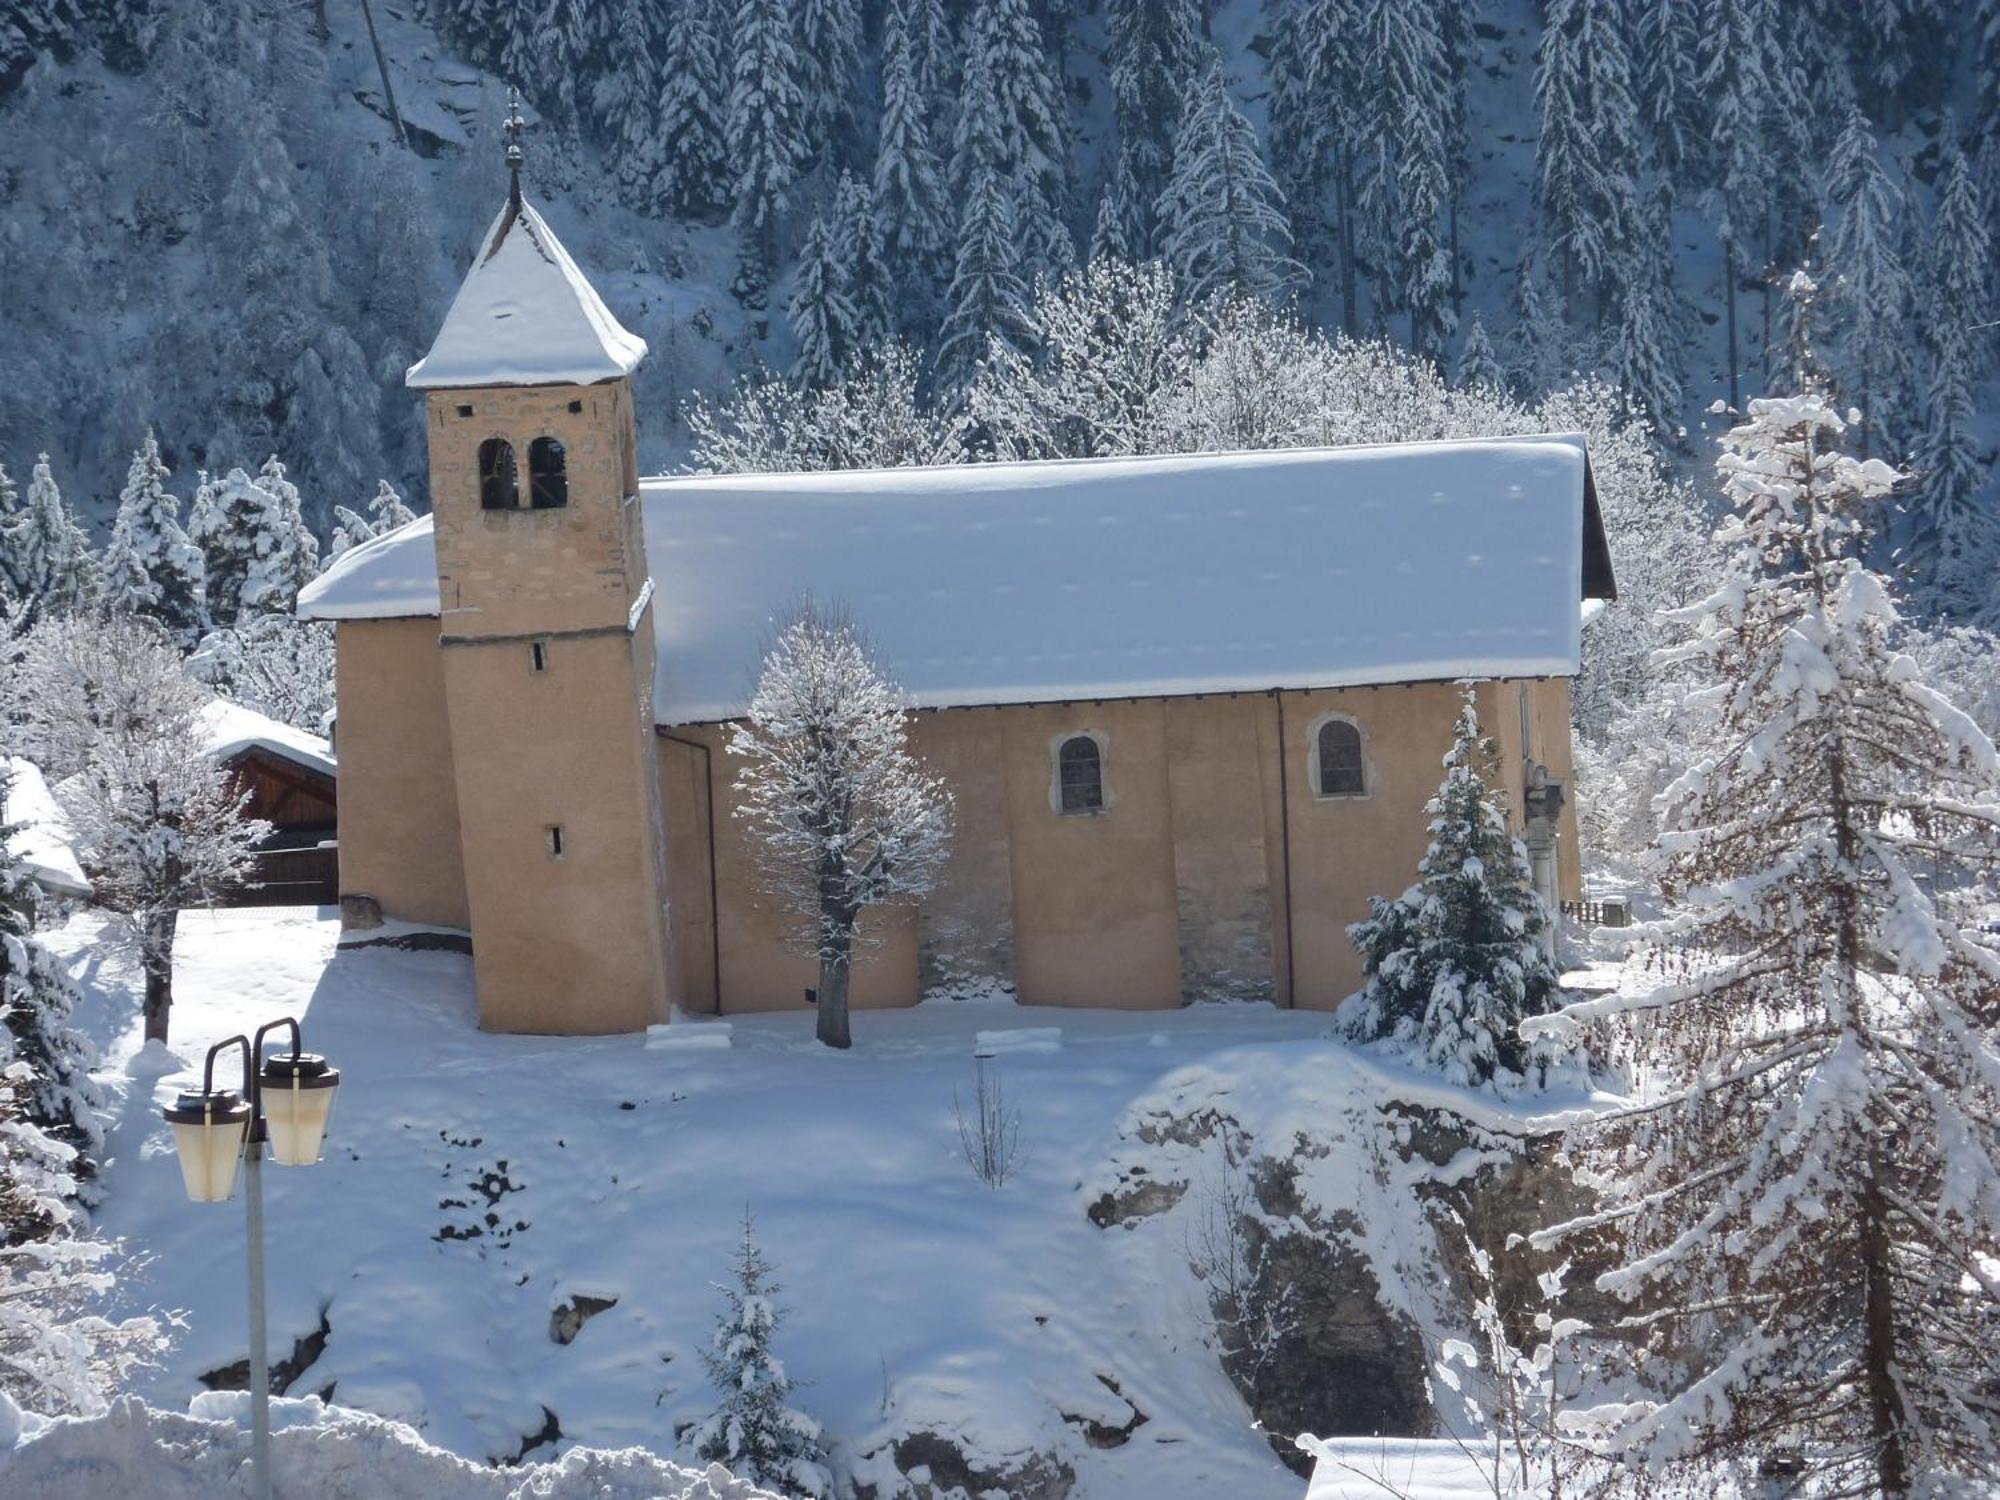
<box><xmin>42</xmin><ymin>906</ymin><xmax>1596</xmax><ymax>1497</ymax></box>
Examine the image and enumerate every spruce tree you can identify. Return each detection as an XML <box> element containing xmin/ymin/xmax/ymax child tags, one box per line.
<box><xmin>953</xmin><ymin>0</ymin><xmax>1071</xmax><ymax>285</ymax></box>
<box><xmin>1349</xmin><ymin>0</ymin><xmax>1450</xmax><ymax>339</ymax></box>
<box><xmin>832</xmin><ymin>170</ymin><xmax>891</xmax><ymax>353</ymax></box>
<box><xmin>787</xmin><ymin>212</ymin><xmax>858</xmax><ymax>388</ymax></box>
<box><xmin>938</xmin><ymin>38</ymin><xmax>1032</xmax><ymax>388</ymax></box>
<box><xmin>1605</xmin><ymin>195</ymin><xmax>1683</xmax><ymax>438</ymax></box>
<box><xmin>0</xmin><ymin>765</ymin><xmax>104</xmax><ymax>1169</ymax></box>
<box><xmin>872</xmin><ymin>0</ymin><xmax>950</xmax><ymax>292</ymax></box>
<box><xmin>328</xmin><ymin>479</ymin><xmax>417</xmax><ymax>561</ymax></box>
<box><xmin>243</xmin><ymin>455</ymin><xmax>320</xmax><ymax>617</ymax></box>
<box><xmin>1102</xmin><ymin>0</ymin><xmax>1202</xmax><ymax>259</ymax></box>
<box><xmin>1155</xmin><ymin>62</ymin><xmax>1302</xmax><ymax>307</ymax></box>
<box><xmin>1631</xmin><ymin>0</ymin><xmax>1701</xmax><ymax>185</ymax></box>
<box><xmin>725</xmin><ymin>0</ymin><xmax>809</xmax><ymax>274</ymax></box>
<box><xmin>796</xmin><ymin>0</ymin><xmax>861</xmax><ymax>164</ymax></box>
<box><xmin>100</xmin><ymin>432</ymin><xmax>206</xmax><ymax>642</ymax></box>
<box><xmin>1451</xmin><ymin>313</ymin><xmax>1504</xmax><ymax>393</ymax></box>
<box><xmin>689</xmin><ymin>1212</ymin><xmax>831</xmax><ymax>1497</ymax></box>
<box><xmin>1694</xmin><ymin>0</ymin><xmax>1767</xmax><ymax>412</ymax></box>
<box><xmin>1823</xmin><ymin>105</ymin><xmax>1915</xmax><ymax>459</ymax></box>
<box><xmin>1530</xmin><ymin>387</ymin><xmax>2000</xmax><ymax>1499</ymax></box>
<box><xmin>1534</xmin><ymin>0</ymin><xmax>1642</xmax><ymax>320</ymax></box>
<box><xmin>0</xmin><ymin>455</ymin><xmax>93</xmax><ymax>617</ymax></box>
<box><xmin>653</xmin><ymin>0</ymin><xmax>727</xmax><ymax>216</ymax></box>
<box><xmin>1909</xmin><ymin>138</ymin><xmax>1996</xmax><ymax>615</ymax></box>
<box><xmin>596</xmin><ymin>0</ymin><xmax>666</xmax><ymax>213</ymax></box>
<box><xmin>1338</xmin><ymin>687</ymin><xmax>1563</xmax><ymax>1088</ymax></box>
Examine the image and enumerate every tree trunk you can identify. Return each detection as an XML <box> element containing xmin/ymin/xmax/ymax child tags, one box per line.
<box><xmin>1723</xmin><ymin>237</ymin><xmax>1741</xmax><ymax>413</ymax></box>
<box><xmin>815</xmin><ymin>936</ymin><xmax>852</xmax><ymax>1050</ymax></box>
<box><xmin>141</xmin><ymin>908</ymin><xmax>179</xmax><ymax>1044</ymax></box>
<box><xmin>1861</xmin><ymin>1153</ymin><xmax>1910</xmax><ymax>1497</ymax></box>
<box><xmin>1335</xmin><ymin>153</ymin><xmax>1358</xmax><ymax>335</ymax></box>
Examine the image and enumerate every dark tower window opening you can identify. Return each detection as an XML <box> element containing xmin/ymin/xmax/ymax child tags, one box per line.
<box><xmin>529</xmin><ymin>437</ymin><xmax>569</xmax><ymax>509</ymax></box>
<box><xmin>1058</xmin><ymin>735</ymin><xmax>1104</xmax><ymax>814</ymax></box>
<box><xmin>530</xmin><ymin>641</ymin><xmax>548</xmax><ymax>672</ymax></box>
<box><xmin>546</xmin><ymin>824</ymin><xmax>565</xmax><ymax>859</ymax></box>
<box><xmin>567</xmin><ymin>399</ymin><xmax>583</xmax><ymax>414</ymax></box>
<box><xmin>456</xmin><ymin>403</ymin><xmax>474</xmax><ymax>418</ymax></box>
<box><xmin>1317</xmin><ymin>719</ymin><xmax>1367</xmax><ymax>797</ymax></box>
<box><xmin>478</xmin><ymin>438</ymin><xmax>519</xmax><ymax>510</ymax></box>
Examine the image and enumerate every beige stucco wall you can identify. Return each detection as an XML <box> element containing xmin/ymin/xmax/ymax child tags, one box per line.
<box><xmin>655</xmin><ymin>678</ymin><xmax>1584</xmax><ymax>1016</ymax></box>
<box><xmin>332</xmin><ymin>616</ymin><xmax>469</xmax><ymax>930</ymax></box>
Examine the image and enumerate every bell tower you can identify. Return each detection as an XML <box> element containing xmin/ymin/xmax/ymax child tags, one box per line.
<box><xmin>406</xmin><ymin>96</ymin><xmax>671</xmax><ymax>1034</ymax></box>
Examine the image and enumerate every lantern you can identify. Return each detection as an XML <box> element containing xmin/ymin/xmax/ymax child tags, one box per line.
<box><xmin>163</xmin><ymin>1088</ymin><xmax>252</xmax><ymax>1203</ymax></box>
<box><xmin>259</xmin><ymin>1052</ymin><xmax>341</xmax><ymax>1167</ymax></box>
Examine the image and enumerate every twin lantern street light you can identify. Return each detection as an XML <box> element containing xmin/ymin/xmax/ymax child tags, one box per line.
<box><xmin>162</xmin><ymin>1017</ymin><xmax>341</xmax><ymax>1500</ymax></box>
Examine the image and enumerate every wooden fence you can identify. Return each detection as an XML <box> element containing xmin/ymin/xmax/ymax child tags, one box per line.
<box><xmin>1561</xmin><ymin>895</ymin><xmax>1633</xmax><ymax>928</ymax></box>
<box><xmin>218</xmin><ymin>844</ymin><xmax>340</xmax><ymax>908</ymax></box>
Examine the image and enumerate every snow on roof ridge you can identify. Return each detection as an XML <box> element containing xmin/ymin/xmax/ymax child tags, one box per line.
<box><xmin>405</xmin><ymin>196</ymin><xmax>646</xmax><ymax>390</ymax></box>
<box><xmin>199</xmin><ymin>698</ymin><xmax>337</xmax><ymax>778</ymax></box>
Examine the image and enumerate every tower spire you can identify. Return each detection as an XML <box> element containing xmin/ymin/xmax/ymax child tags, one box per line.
<box><xmin>503</xmin><ymin>86</ymin><xmax>525</xmax><ymax>210</ymax></box>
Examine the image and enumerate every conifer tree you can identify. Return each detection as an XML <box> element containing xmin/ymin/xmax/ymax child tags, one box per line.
<box><xmin>1823</xmin><ymin>105</ymin><xmax>1914</xmax><ymax>459</ymax></box>
<box><xmin>832</xmin><ymin>170</ymin><xmax>891</xmax><ymax>353</ymax></box>
<box><xmin>1349</xmin><ymin>0</ymin><xmax>1450</xmax><ymax>339</ymax></box>
<box><xmin>796</xmin><ymin>0</ymin><xmax>861</xmax><ymax>163</ymax></box>
<box><xmin>244</xmin><ymin>455</ymin><xmax>320</xmax><ymax>617</ymax></box>
<box><xmin>0</xmin><ymin>455</ymin><xmax>92</xmax><ymax>617</ymax></box>
<box><xmin>0</xmin><ymin>765</ymin><xmax>104</xmax><ymax>1168</ymax></box>
<box><xmin>328</xmin><ymin>480</ymin><xmax>417</xmax><ymax>561</ymax></box>
<box><xmin>1909</xmin><ymin>138</ymin><xmax>1995</xmax><ymax>614</ymax></box>
<box><xmin>1631</xmin><ymin>0</ymin><xmax>1701</xmax><ymax>185</ymax></box>
<box><xmin>596</xmin><ymin>0</ymin><xmax>665</xmax><ymax>212</ymax></box>
<box><xmin>952</xmin><ymin>0</ymin><xmax>1071</xmax><ymax>285</ymax></box>
<box><xmin>1268</xmin><ymin>0</ymin><xmax>1363</xmax><ymax>332</ymax></box>
<box><xmin>1695</xmin><ymin>0</ymin><xmax>1767</xmax><ymax>411</ymax></box>
<box><xmin>1534</xmin><ymin>0</ymin><xmax>1642</xmax><ymax>320</ymax></box>
<box><xmin>1529</xmin><ymin>388</ymin><xmax>2000</xmax><ymax>1499</ymax></box>
<box><xmin>652</xmin><ymin>0</ymin><xmax>727</xmax><ymax>216</ymax></box>
<box><xmin>872</xmin><ymin>0</ymin><xmax>950</xmax><ymax>291</ymax></box>
<box><xmin>725</xmin><ymin>0</ymin><xmax>810</xmax><ymax>274</ymax></box>
<box><xmin>1102</xmin><ymin>0</ymin><xmax>1202</xmax><ymax>260</ymax></box>
<box><xmin>939</xmin><ymin>37</ymin><xmax>1033</xmax><ymax>388</ymax></box>
<box><xmin>689</xmin><ymin>1212</ymin><xmax>831</xmax><ymax>1497</ymax></box>
<box><xmin>1605</xmin><ymin>196</ymin><xmax>1683</xmax><ymax>437</ymax></box>
<box><xmin>100</xmin><ymin>432</ymin><xmax>206</xmax><ymax>643</ymax></box>
<box><xmin>788</xmin><ymin>212</ymin><xmax>859</xmax><ymax>388</ymax></box>
<box><xmin>1338</xmin><ymin>688</ymin><xmax>1563</xmax><ymax>1088</ymax></box>
<box><xmin>1155</xmin><ymin>62</ymin><xmax>1302</xmax><ymax>308</ymax></box>
<box><xmin>1451</xmin><ymin>314</ymin><xmax>1504</xmax><ymax>393</ymax></box>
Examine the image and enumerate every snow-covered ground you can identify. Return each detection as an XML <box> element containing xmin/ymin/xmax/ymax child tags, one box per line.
<box><xmin>32</xmin><ymin>907</ymin><xmax>1409</xmax><ymax>1496</ymax></box>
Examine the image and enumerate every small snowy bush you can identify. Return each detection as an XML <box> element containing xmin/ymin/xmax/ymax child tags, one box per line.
<box><xmin>689</xmin><ymin>1213</ymin><xmax>831</xmax><ymax>1498</ymax></box>
<box><xmin>1338</xmin><ymin>688</ymin><xmax>1565</xmax><ymax>1089</ymax></box>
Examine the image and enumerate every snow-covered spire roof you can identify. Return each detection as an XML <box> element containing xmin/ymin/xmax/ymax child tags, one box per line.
<box><xmin>405</xmin><ymin>192</ymin><xmax>647</xmax><ymax>390</ymax></box>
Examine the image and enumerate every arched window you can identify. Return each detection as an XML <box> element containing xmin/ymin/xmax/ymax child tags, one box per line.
<box><xmin>1057</xmin><ymin>734</ymin><xmax>1104</xmax><ymax>814</ymax></box>
<box><xmin>478</xmin><ymin>438</ymin><xmax>518</xmax><ymax>510</ymax></box>
<box><xmin>1316</xmin><ymin>718</ymin><xmax>1366</xmax><ymax>798</ymax></box>
<box><xmin>529</xmin><ymin>436</ymin><xmax>568</xmax><ymax>509</ymax></box>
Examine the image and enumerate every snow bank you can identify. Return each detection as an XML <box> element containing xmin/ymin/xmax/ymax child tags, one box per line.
<box><xmin>0</xmin><ymin>1396</ymin><xmax>784</xmax><ymax>1499</ymax></box>
<box><xmin>303</xmin><ymin>436</ymin><xmax>1598</xmax><ymax>724</ymax></box>
<box><xmin>1</xmin><ymin>755</ymin><xmax>89</xmax><ymax>899</ymax></box>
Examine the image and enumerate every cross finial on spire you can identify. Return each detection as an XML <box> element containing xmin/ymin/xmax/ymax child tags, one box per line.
<box><xmin>503</xmin><ymin>86</ymin><xmax>525</xmax><ymax>209</ymax></box>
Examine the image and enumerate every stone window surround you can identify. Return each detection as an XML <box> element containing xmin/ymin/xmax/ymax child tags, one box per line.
<box><xmin>1306</xmin><ymin>710</ymin><xmax>1371</xmax><ymax>800</ymax></box>
<box><xmin>1049</xmin><ymin>728</ymin><xmax>1112</xmax><ymax>816</ymax></box>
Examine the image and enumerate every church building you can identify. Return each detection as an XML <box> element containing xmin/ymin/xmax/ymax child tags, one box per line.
<box><xmin>299</xmin><ymin>173</ymin><xmax>1613</xmax><ymax>1036</ymax></box>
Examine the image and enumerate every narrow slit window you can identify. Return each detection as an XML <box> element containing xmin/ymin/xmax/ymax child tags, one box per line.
<box><xmin>1317</xmin><ymin>720</ymin><xmax>1366</xmax><ymax>797</ymax></box>
<box><xmin>546</xmin><ymin>824</ymin><xmax>565</xmax><ymax>859</ymax></box>
<box><xmin>530</xmin><ymin>641</ymin><xmax>548</xmax><ymax>673</ymax></box>
<box><xmin>478</xmin><ymin>438</ymin><xmax>519</xmax><ymax>510</ymax></box>
<box><xmin>1058</xmin><ymin>735</ymin><xmax>1104</xmax><ymax>814</ymax></box>
<box><xmin>529</xmin><ymin>436</ymin><xmax>568</xmax><ymax>509</ymax></box>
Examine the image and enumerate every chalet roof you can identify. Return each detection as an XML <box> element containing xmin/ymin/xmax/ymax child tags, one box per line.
<box><xmin>200</xmin><ymin>699</ymin><xmax>337</xmax><ymax>781</ymax></box>
<box><xmin>405</xmin><ymin>195</ymin><xmax>646</xmax><ymax>390</ymax></box>
<box><xmin>2</xmin><ymin>756</ymin><xmax>90</xmax><ymax>900</ymax></box>
<box><xmin>299</xmin><ymin>437</ymin><xmax>1613</xmax><ymax>725</ymax></box>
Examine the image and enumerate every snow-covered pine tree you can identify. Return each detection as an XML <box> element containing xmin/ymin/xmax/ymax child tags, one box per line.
<box><xmin>872</xmin><ymin>0</ymin><xmax>950</xmax><ymax>306</ymax></box>
<box><xmin>938</xmin><ymin>35</ymin><xmax>1032</xmax><ymax>390</ymax></box>
<box><xmin>189</xmin><ymin>613</ymin><xmax>336</xmax><ymax>734</ymax></box>
<box><xmin>1534</xmin><ymin>0</ymin><xmax>1642</xmax><ymax>322</ymax></box>
<box><xmin>0</xmin><ymin>765</ymin><xmax>103</xmax><ymax>1169</ymax></box>
<box><xmin>727</xmin><ymin>602</ymin><xmax>951</xmax><ymax>1050</ymax></box>
<box><xmin>652</xmin><ymin>0</ymin><xmax>727</xmax><ymax>217</ymax></box>
<box><xmin>787</xmin><ymin>212</ymin><xmax>859</xmax><ymax>389</ymax></box>
<box><xmin>1451</xmin><ymin>313</ymin><xmax>1505</xmax><ymax>394</ymax></box>
<box><xmin>724</xmin><ymin>0</ymin><xmax>809</xmax><ymax>274</ymax></box>
<box><xmin>328</xmin><ymin>480</ymin><xmax>417</xmax><ymax>561</ymax></box>
<box><xmin>1823</xmin><ymin>105</ymin><xmax>1915</xmax><ymax>460</ymax></box>
<box><xmin>1908</xmin><ymin>136</ymin><xmax>1996</xmax><ymax>616</ymax></box>
<box><xmin>1631</xmin><ymin>0</ymin><xmax>1700</xmax><ymax>185</ymax></box>
<box><xmin>1694</xmin><ymin>0</ymin><xmax>1768</xmax><ymax>412</ymax></box>
<box><xmin>1526</xmin><ymin>388</ymin><xmax>2000</xmax><ymax>1498</ymax></box>
<box><xmin>796</xmin><ymin>0</ymin><xmax>861</xmax><ymax>166</ymax></box>
<box><xmin>1348</xmin><ymin>0</ymin><xmax>1450</xmax><ymax>338</ymax></box>
<box><xmin>1337</xmin><ymin>687</ymin><xmax>1564</xmax><ymax>1089</ymax></box>
<box><xmin>595</xmin><ymin>0</ymin><xmax>665</xmax><ymax>213</ymax></box>
<box><xmin>189</xmin><ymin>466</ymin><xmax>263</xmax><ymax>628</ymax></box>
<box><xmin>1267</xmin><ymin>0</ymin><xmax>1363</xmax><ymax>332</ymax></box>
<box><xmin>1156</xmin><ymin>61</ymin><xmax>1302</xmax><ymax>308</ymax></box>
<box><xmin>0</xmin><ymin>456</ymin><xmax>92</xmax><ymax>618</ymax></box>
<box><xmin>953</xmin><ymin>0</ymin><xmax>1071</xmax><ymax>285</ymax></box>
<box><xmin>1102</xmin><ymin>0</ymin><xmax>1202</xmax><ymax>260</ymax></box>
<box><xmin>19</xmin><ymin>615</ymin><xmax>266</xmax><ymax>1044</ymax></box>
<box><xmin>831</xmin><ymin>170</ymin><xmax>891</xmax><ymax>354</ymax></box>
<box><xmin>689</xmin><ymin>1211</ymin><xmax>830</xmax><ymax>1497</ymax></box>
<box><xmin>1605</xmin><ymin>193</ymin><xmax>1683</xmax><ymax>438</ymax></box>
<box><xmin>239</xmin><ymin>456</ymin><xmax>320</xmax><ymax>618</ymax></box>
<box><xmin>1395</xmin><ymin>48</ymin><xmax>1456</xmax><ymax>359</ymax></box>
<box><xmin>99</xmin><ymin>432</ymin><xmax>206</xmax><ymax>643</ymax></box>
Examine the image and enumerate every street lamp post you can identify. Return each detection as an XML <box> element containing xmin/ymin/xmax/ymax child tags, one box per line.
<box><xmin>162</xmin><ymin>1017</ymin><xmax>341</xmax><ymax>1500</ymax></box>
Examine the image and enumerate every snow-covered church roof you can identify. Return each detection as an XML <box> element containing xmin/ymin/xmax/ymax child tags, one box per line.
<box><xmin>300</xmin><ymin>438</ymin><xmax>1614</xmax><ymax>725</ymax></box>
<box><xmin>405</xmin><ymin>194</ymin><xmax>646</xmax><ymax>390</ymax></box>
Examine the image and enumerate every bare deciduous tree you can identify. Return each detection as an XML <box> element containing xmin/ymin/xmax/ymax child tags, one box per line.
<box><xmin>19</xmin><ymin>614</ymin><xmax>267</xmax><ymax>1043</ymax></box>
<box><xmin>953</xmin><ymin>1055</ymin><xmax>1025</xmax><ymax>1187</ymax></box>
<box><xmin>728</xmin><ymin>602</ymin><xmax>952</xmax><ymax>1049</ymax></box>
